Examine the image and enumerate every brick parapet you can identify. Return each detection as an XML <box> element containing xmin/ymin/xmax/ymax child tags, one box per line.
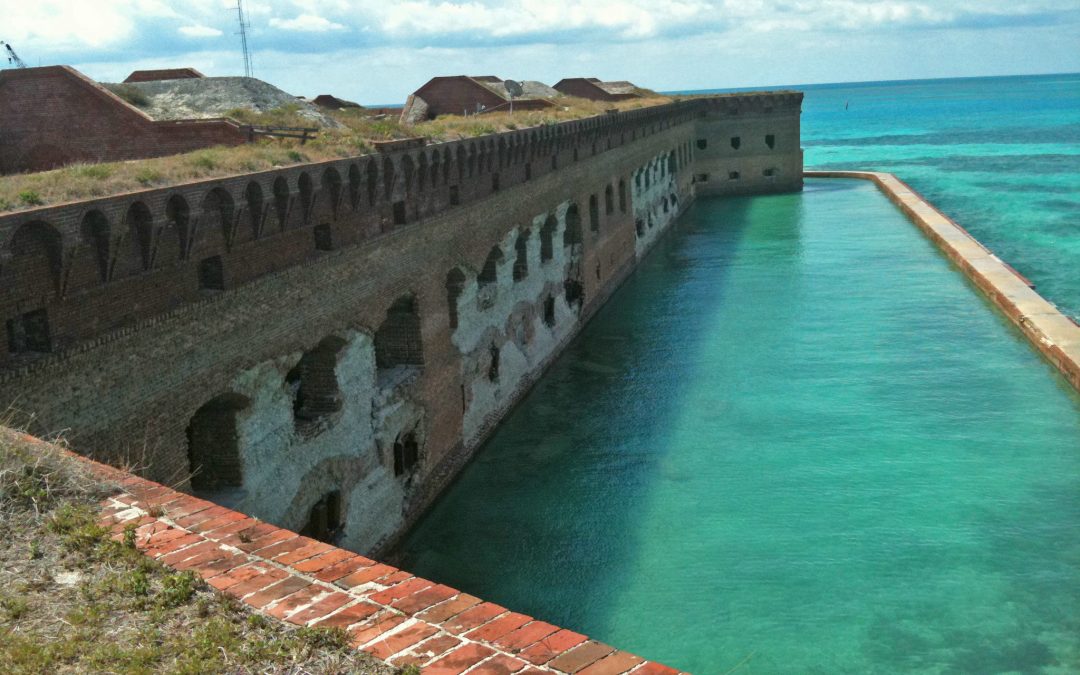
<box><xmin>3</xmin><ymin>427</ymin><xmax>685</xmax><ymax>674</ymax></box>
<box><xmin>0</xmin><ymin>91</ymin><xmax>798</xmax><ymax>374</ymax></box>
<box><xmin>806</xmin><ymin>170</ymin><xmax>1080</xmax><ymax>394</ymax></box>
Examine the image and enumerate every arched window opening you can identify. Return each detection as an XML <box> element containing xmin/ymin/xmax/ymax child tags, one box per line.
<box><xmin>618</xmin><ymin>180</ymin><xmax>627</xmax><ymax>213</ymax></box>
<box><xmin>766</xmin><ymin>134</ymin><xmax>776</xmax><ymax>149</ymax></box>
<box><xmin>730</xmin><ymin>136</ymin><xmax>741</xmax><ymax>150</ymax></box>
<box><xmin>80</xmin><ymin>210</ymin><xmax>111</xmax><ymax>283</ymax></box>
<box><xmin>513</xmin><ymin>230</ymin><xmax>529</xmax><ymax>282</ymax></box>
<box><xmin>467</xmin><ymin>145</ymin><xmax>477</xmax><ymax>178</ymax></box>
<box><xmin>662</xmin><ymin>196</ymin><xmax>669</xmax><ymax>214</ymax></box>
<box><xmin>186</xmin><ymin>393</ymin><xmax>250</xmax><ymax>492</ymax></box>
<box><xmin>604</xmin><ymin>185</ymin><xmax>614</xmax><ymax>216</ymax></box>
<box><xmin>301</xmin><ymin>491</ymin><xmax>342</xmax><ymax>544</ymax></box>
<box><xmin>446</xmin><ymin>268</ymin><xmax>466</xmax><ymax>331</ymax></box>
<box><xmin>488</xmin><ymin>344</ymin><xmax>500</xmax><ymax>382</ymax></box>
<box><xmin>322</xmin><ymin>168</ymin><xmax>342</xmax><ymax>217</ymax></box>
<box><xmin>375</xmin><ymin>295</ymin><xmax>424</xmax><ymax>370</ymax></box>
<box><xmin>285</xmin><ymin>335</ymin><xmax>347</xmax><ymax>433</ymax></box>
<box><xmin>201</xmin><ymin>187</ymin><xmax>234</xmax><ymax>251</ymax></box>
<box><xmin>165</xmin><ymin>195</ymin><xmax>191</xmax><ymax>260</ymax></box>
<box><xmin>273</xmin><ymin>177</ymin><xmax>290</xmax><ymax>230</ymax></box>
<box><xmin>635</xmin><ymin>218</ymin><xmax>645</xmax><ymax>237</ymax></box>
<box><xmin>564</xmin><ymin>204</ymin><xmax>583</xmax><ymax>251</ymax></box>
<box><xmin>298</xmin><ymin>173</ymin><xmax>314</xmax><ymax>223</ymax></box>
<box><xmin>588</xmin><ymin>194</ymin><xmax>599</xmax><ymax>232</ymax></box>
<box><xmin>456</xmin><ymin>146</ymin><xmax>466</xmax><ymax>181</ymax></box>
<box><xmin>564</xmin><ymin>279</ymin><xmax>584</xmax><ymax>309</ymax></box>
<box><xmin>416</xmin><ymin>154</ymin><xmax>427</xmax><ymax>192</ymax></box>
<box><xmin>668</xmin><ymin>150</ymin><xmax>677</xmax><ymax>175</ymax></box>
<box><xmin>383</xmin><ymin>157</ymin><xmax>396</xmax><ymax>200</ymax></box>
<box><xmin>402</xmin><ymin>155</ymin><xmax>415</xmax><ymax>196</ymax></box>
<box><xmin>540</xmin><ymin>215</ymin><xmax>556</xmax><ymax>263</ymax></box>
<box><xmin>430</xmin><ymin>153</ymin><xmax>441</xmax><ymax>189</ymax></box>
<box><xmin>393</xmin><ymin>432</ymin><xmax>420</xmax><ymax>477</ymax></box>
<box><xmin>198</xmin><ymin>255</ymin><xmax>224</xmax><ymax>291</ymax></box>
<box><xmin>6</xmin><ymin>308</ymin><xmax>51</xmax><ymax>354</ymax></box>
<box><xmin>478</xmin><ymin>246</ymin><xmax>503</xmax><ymax>287</ymax></box>
<box><xmin>314</xmin><ymin>223</ymin><xmax>333</xmax><ymax>251</ymax></box>
<box><xmin>543</xmin><ymin>295</ymin><xmax>556</xmax><ymax>327</ymax></box>
<box><xmin>245</xmin><ymin>182</ymin><xmax>264</xmax><ymax>239</ymax></box>
<box><xmin>126</xmin><ymin>201</ymin><xmax>154</xmax><ymax>272</ymax></box>
<box><xmin>697</xmin><ymin>138</ymin><xmax>707</xmax><ymax>150</ymax></box>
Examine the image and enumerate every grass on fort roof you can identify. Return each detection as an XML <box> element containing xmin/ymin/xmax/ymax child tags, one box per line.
<box><xmin>0</xmin><ymin>95</ymin><xmax>673</xmax><ymax>215</ymax></box>
<box><xmin>0</xmin><ymin>420</ymin><xmax>399</xmax><ymax>675</ymax></box>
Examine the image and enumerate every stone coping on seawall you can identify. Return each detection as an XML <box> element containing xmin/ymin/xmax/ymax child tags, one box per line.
<box><xmin>4</xmin><ymin>429</ymin><xmax>683</xmax><ymax>675</ymax></box>
<box><xmin>805</xmin><ymin>170</ymin><xmax>1080</xmax><ymax>395</ymax></box>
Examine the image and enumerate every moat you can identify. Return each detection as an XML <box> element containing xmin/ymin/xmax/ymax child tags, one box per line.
<box><xmin>399</xmin><ymin>179</ymin><xmax>1080</xmax><ymax>673</ymax></box>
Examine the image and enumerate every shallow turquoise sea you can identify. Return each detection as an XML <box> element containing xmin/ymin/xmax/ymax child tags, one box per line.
<box><xmin>800</xmin><ymin>74</ymin><xmax>1080</xmax><ymax>321</ymax></box>
<box><xmin>398</xmin><ymin>77</ymin><xmax>1080</xmax><ymax>673</ymax></box>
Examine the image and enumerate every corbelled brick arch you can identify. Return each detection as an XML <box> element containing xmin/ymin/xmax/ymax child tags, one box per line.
<box><xmin>77</xmin><ymin>209</ymin><xmax>112</xmax><ymax>285</ymax></box>
<box><xmin>124</xmin><ymin>201</ymin><xmax>155</xmax><ymax>275</ymax></box>
<box><xmin>243</xmin><ymin>181</ymin><xmax>265</xmax><ymax>242</ymax></box>
<box><xmin>320</xmin><ymin>167</ymin><xmax>343</xmax><ymax>221</ymax></box>
<box><xmin>297</xmin><ymin>172</ymin><xmax>314</xmax><ymax>225</ymax></box>
<box><xmin>161</xmin><ymin>194</ymin><xmax>190</xmax><ymax>264</ymax></box>
<box><xmin>271</xmin><ymin>176</ymin><xmax>291</xmax><ymax>231</ymax></box>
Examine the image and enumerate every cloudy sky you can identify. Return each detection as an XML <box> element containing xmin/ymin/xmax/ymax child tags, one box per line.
<box><xmin>3</xmin><ymin>0</ymin><xmax>1078</xmax><ymax>104</ymax></box>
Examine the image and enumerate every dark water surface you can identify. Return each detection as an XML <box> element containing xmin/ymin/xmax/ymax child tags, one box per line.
<box><xmin>399</xmin><ymin>176</ymin><xmax>1080</xmax><ymax>673</ymax></box>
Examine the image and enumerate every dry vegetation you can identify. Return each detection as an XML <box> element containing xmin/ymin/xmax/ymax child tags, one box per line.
<box><xmin>0</xmin><ymin>425</ymin><xmax>399</xmax><ymax>674</ymax></box>
<box><xmin>0</xmin><ymin>95</ymin><xmax>674</xmax><ymax>215</ymax></box>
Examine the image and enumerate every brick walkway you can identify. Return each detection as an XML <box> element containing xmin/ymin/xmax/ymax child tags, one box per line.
<box><xmin>86</xmin><ymin>459</ymin><xmax>683</xmax><ymax>674</ymax></box>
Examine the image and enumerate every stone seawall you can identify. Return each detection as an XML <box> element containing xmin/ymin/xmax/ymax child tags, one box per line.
<box><xmin>1</xmin><ymin>93</ymin><xmax>804</xmax><ymax>557</ymax></box>
<box><xmin>806</xmin><ymin>171</ymin><xmax>1080</xmax><ymax>394</ymax></box>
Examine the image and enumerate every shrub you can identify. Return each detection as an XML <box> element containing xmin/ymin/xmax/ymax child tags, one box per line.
<box><xmin>105</xmin><ymin>83</ymin><xmax>150</xmax><ymax>108</ymax></box>
<box><xmin>18</xmin><ymin>190</ymin><xmax>43</xmax><ymax>206</ymax></box>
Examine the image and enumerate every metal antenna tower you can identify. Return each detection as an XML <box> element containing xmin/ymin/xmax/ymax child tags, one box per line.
<box><xmin>235</xmin><ymin>0</ymin><xmax>253</xmax><ymax>77</ymax></box>
<box><xmin>1</xmin><ymin>41</ymin><xmax>28</xmax><ymax>68</ymax></box>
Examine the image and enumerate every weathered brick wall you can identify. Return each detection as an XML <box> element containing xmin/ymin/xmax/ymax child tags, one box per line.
<box><xmin>412</xmin><ymin>77</ymin><xmax>508</xmax><ymax>118</ymax></box>
<box><xmin>0</xmin><ymin>93</ymin><xmax>803</xmax><ymax>554</ymax></box>
<box><xmin>0</xmin><ymin>66</ymin><xmax>245</xmax><ymax>174</ymax></box>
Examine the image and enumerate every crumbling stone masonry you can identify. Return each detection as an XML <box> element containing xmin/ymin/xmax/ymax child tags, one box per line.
<box><xmin>0</xmin><ymin>92</ymin><xmax>803</xmax><ymax>554</ymax></box>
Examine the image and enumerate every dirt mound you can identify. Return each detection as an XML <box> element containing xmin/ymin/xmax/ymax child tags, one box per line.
<box><xmin>106</xmin><ymin>76</ymin><xmax>340</xmax><ymax>128</ymax></box>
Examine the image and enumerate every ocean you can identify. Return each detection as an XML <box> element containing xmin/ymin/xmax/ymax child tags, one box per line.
<box><xmin>396</xmin><ymin>75</ymin><xmax>1080</xmax><ymax>674</ymax></box>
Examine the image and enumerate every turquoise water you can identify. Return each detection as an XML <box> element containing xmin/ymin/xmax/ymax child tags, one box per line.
<box><xmin>398</xmin><ymin>177</ymin><xmax>1080</xmax><ymax>673</ymax></box>
<box><xmin>800</xmin><ymin>74</ymin><xmax>1080</xmax><ymax>322</ymax></box>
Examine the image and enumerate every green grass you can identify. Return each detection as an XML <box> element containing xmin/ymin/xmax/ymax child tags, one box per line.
<box><xmin>0</xmin><ymin>428</ymin><xmax>398</xmax><ymax>674</ymax></box>
<box><xmin>0</xmin><ymin>94</ymin><xmax>676</xmax><ymax>214</ymax></box>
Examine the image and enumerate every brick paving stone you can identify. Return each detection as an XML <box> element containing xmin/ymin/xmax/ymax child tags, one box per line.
<box><xmin>174</xmin><ymin>505</ymin><xmax>230</xmax><ymax>528</ymax></box>
<box><xmin>275</xmin><ymin>540</ymin><xmax>334</xmax><ymax>565</ymax></box>
<box><xmin>206</xmin><ymin>563</ymin><xmax>265</xmax><ymax>591</ymax></box>
<box><xmin>548</xmin><ymin>641</ymin><xmax>616</xmax><ymax>673</ymax></box>
<box><xmin>495</xmin><ymin>621</ymin><xmax>560</xmax><ymax>653</ymax></box>
<box><xmin>283</xmin><ymin>591</ymin><xmax>352</xmax><ymax>625</ymax></box>
<box><xmin>376</xmin><ymin>570</ymin><xmax>413</xmax><ymax>586</ymax></box>
<box><xmin>311</xmin><ymin>601</ymin><xmax>382</xmax><ymax>629</ymax></box>
<box><xmin>465</xmin><ymin>612</ymin><xmax>532</xmax><ymax>643</ymax></box>
<box><xmin>416</xmin><ymin>593</ymin><xmax>482</xmax><ymax>624</ymax></box>
<box><xmin>219</xmin><ymin>521</ymin><xmax>280</xmax><ymax>548</ymax></box>
<box><xmin>424</xmin><ymin>643</ymin><xmax>497</xmax><ymax>675</ymax></box>
<box><xmin>291</xmin><ymin>548</ymin><xmax>355</xmax><ymax>574</ymax></box>
<box><xmin>519</xmin><ymin>629</ymin><xmax>589</xmax><ymax>665</ymax></box>
<box><xmin>441</xmin><ymin>602</ymin><xmax>507</xmax><ymax>635</ymax></box>
<box><xmin>392</xmin><ymin>584</ymin><xmax>458</xmax><ymax>615</ymax></box>
<box><xmin>199</xmin><ymin>517</ymin><xmax>257</xmax><ymax>539</ymax></box>
<box><xmin>266</xmin><ymin>585</ymin><xmax>324</xmax><ymax>619</ymax></box>
<box><xmin>347</xmin><ymin>612</ymin><xmax>408</xmax><ymax>647</ymax></box>
<box><xmin>246</xmin><ymin>577</ymin><xmax>311</xmax><ymax>609</ymax></box>
<box><xmin>157</xmin><ymin>538</ymin><xmax>217</xmax><ymax>564</ymax></box>
<box><xmin>470</xmin><ymin>654</ymin><xmax>530</xmax><ymax>674</ymax></box>
<box><xmin>364</xmin><ymin>622</ymin><xmax>439</xmax><ymax>660</ymax></box>
<box><xmin>628</xmin><ymin>662</ymin><xmax>680</xmax><ymax>675</ymax></box>
<box><xmin>137</xmin><ymin>527</ymin><xmax>188</xmax><ymax>551</ymax></box>
<box><xmin>233</xmin><ymin>526</ymin><xmax>295</xmax><ymax>552</ymax></box>
<box><xmin>193</xmin><ymin>552</ymin><xmax>248</xmax><ymax>580</ymax></box>
<box><xmin>367</xmin><ymin>577</ymin><xmax>433</xmax><ymax>605</ymax></box>
<box><xmin>224</xmin><ymin>567</ymin><xmax>290</xmax><ymax>598</ymax></box>
<box><xmin>171</xmin><ymin>543</ymin><xmax>231</xmax><ymax>570</ymax></box>
<box><xmin>336</xmin><ymin>563</ymin><xmax>397</xmax><ymax>589</ymax></box>
<box><xmin>188</xmin><ymin>510</ymin><xmax>249</xmax><ymax>533</ymax></box>
<box><xmin>577</xmin><ymin>651</ymin><xmax>644</xmax><ymax>675</ymax></box>
<box><xmin>250</xmin><ymin>535</ymin><xmax>309</xmax><ymax>560</ymax></box>
<box><xmin>398</xmin><ymin>633</ymin><xmax>461</xmax><ymax>664</ymax></box>
<box><xmin>517</xmin><ymin>669</ymin><xmax>549</xmax><ymax>675</ymax></box>
<box><xmin>163</xmin><ymin>496</ymin><xmax>214</xmax><ymax>519</ymax></box>
<box><xmin>314</xmin><ymin>555</ymin><xmax>375</xmax><ymax>583</ymax></box>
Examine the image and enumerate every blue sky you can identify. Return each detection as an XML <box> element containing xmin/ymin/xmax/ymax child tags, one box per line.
<box><xmin>3</xmin><ymin>0</ymin><xmax>1079</xmax><ymax>104</ymax></box>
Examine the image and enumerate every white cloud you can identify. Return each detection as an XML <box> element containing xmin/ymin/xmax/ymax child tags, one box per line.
<box><xmin>269</xmin><ymin>13</ymin><xmax>347</xmax><ymax>32</ymax></box>
<box><xmin>179</xmin><ymin>24</ymin><xmax>224</xmax><ymax>38</ymax></box>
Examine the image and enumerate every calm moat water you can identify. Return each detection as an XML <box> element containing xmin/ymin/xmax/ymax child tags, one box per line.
<box><xmin>398</xmin><ymin>77</ymin><xmax>1080</xmax><ymax>673</ymax></box>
